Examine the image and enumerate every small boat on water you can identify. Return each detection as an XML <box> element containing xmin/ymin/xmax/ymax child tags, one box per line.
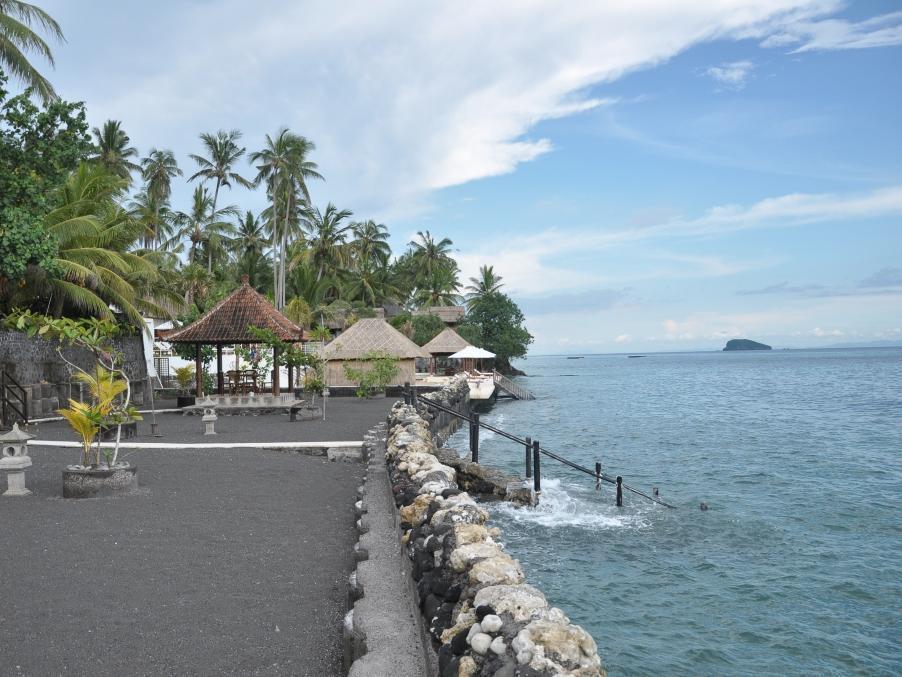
<box><xmin>627</xmin><ymin>355</ymin><xmax>646</xmax><ymax>358</ymax></box>
<box><xmin>566</xmin><ymin>356</ymin><xmax>584</xmax><ymax>360</ymax></box>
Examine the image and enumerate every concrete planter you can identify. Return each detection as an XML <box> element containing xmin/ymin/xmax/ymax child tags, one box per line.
<box><xmin>62</xmin><ymin>464</ymin><xmax>139</xmax><ymax>499</ymax></box>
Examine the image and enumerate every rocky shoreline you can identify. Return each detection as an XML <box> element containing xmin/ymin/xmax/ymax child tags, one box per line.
<box><xmin>348</xmin><ymin>375</ymin><xmax>604</xmax><ymax>676</ymax></box>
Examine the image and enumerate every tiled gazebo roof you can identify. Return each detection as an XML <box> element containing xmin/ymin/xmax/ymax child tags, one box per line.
<box><xmin>166</xmin><ymin>276</ymin><xmax>303</xmax><ymax>344</ymax></box>
<box><xmin>421</xmin><ymin>327</ymin><xmax>471</xmax><ymax>355</ymax></box>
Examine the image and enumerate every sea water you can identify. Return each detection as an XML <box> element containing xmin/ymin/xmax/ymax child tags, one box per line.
<box><xmin>446</xmin><ymin>349</ymin><xmax>901</xmax><ymax>676</ymax></box>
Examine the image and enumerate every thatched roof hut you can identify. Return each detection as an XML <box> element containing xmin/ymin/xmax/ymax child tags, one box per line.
<box><xmin>422</xmin><ymin>327</ymin><xmax>471</xmax><ymax>356</ymax></box>
<box><xmin>321</xmin><ymin>318</ymin><xmax>428</xmax><ymax>387</ymax></box>
<box><xmin>413</xmin><ymin>305</ymin><xmax>466</xmax><ymax>325</ymax></box>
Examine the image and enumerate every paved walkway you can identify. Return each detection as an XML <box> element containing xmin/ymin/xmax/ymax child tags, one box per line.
<box><xmin>29</xmin><ymin>396</ymin><xmax>396</xmax><ymax>444</ymax></box>
<box><xmin>0</xmin><ymin>403</ymin><xmax>393</xmax><ymax>676</ymax></box>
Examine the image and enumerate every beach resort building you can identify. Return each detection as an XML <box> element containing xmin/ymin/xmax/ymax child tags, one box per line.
<box><xmin>320</xmin><ymin>318</ymin><xmax>428</xmax><ymax>387</ymax></box>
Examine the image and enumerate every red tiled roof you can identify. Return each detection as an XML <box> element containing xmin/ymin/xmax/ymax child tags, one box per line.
<box><xmin>166</xmin><ymin>277</ymin><xmax>304</xmax><ymax>344</ymax></box>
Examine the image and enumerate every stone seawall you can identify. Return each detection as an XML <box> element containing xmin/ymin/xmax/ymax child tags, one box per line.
<box><xmin>382</xmin><ymin>376</ymin><xmax>604</xmax><ymax>676</ymax></box>
<box><xmin>0</xmin><ymin>329</ymin><xmax>150</xmax><ymax>421</ymax></box>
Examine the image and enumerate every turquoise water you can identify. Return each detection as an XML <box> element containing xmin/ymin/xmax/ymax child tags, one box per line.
<box><xmin>447</xmin><ymin>349</ymin><xmax>901</xmax><ymax>676</ymax></box>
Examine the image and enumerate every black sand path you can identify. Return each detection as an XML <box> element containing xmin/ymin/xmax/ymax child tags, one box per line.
<box><xmin>0</xmin><ymin>405</ymin><xmax>392</xmax><ymax>675</ymax></box>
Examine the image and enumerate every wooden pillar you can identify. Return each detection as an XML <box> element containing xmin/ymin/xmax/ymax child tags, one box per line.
<box><xmin>287</xmin><ymin>363</ymin><xmax>294</xmax><ymax>394</ymax></box>
<box><xmin>272</xmin><ymin>346</ymin><xmax>280</xmax><ymax>395</ymax></box>
<box><xmin>195</xmin><ymin>343</ymin><xmax>203</xmax><ymax>397</ymax></box>
<box><xmin>216</xmin><ymin>344</ymin><xmax>224</xmax><ymax>395</ymax></box>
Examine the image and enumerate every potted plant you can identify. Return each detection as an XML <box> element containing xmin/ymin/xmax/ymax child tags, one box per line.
<box><xmin>343</xmin><ymin>351</ymin><xmax>400</xmax><ymax>398</ymax></box>
<box><xmin>4</xmin><ymin>311</ymin><xmax>143</xmax><ymax>498</ymax></box>
<box><xmin>174</xmin><ymin>365</ymin><xmax>196</xmax><ymax>407</ymax></box>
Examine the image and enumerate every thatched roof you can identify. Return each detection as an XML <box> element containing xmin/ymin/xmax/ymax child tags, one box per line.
<box><xmin>413</xmin><ymin>306</ymin><xmax>465</xmax><ymax>324</ymax></box>
<box><xmin>321</xmin><ymin>318</ymin><xmax>428</xmax><ymax>360</ymax></box>
<box><xmin>422</xmin><ymin>327</ymin><xmax>471</xmax><ymax>355</ymax></box>
<box><xmin>166</xmin><ymin>276</ymin><xmax>303</xmax><ymax>344</ymax></box>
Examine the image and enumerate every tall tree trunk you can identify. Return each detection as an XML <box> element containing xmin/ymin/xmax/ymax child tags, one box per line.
<box><xmin>272</xmin><ymin>215</ymin><xmax>279</xmax><ymax>303</ymax></box>
<box><xmin>212</xmin><ymin>180</ymin><xmax>221</xmax><ymax>214</ymax></box>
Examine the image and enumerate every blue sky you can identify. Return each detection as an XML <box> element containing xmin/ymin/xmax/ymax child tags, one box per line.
<box><xmin>29</xmin><ymin>1</ymin><xmax>902</xmax><ymax>353</ymax></box>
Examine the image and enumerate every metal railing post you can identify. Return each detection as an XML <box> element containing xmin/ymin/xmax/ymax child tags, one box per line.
<box><xmin>595</xmin><ymin>462</ymin><xmax>601</xmax><ymax>491</ymax></box>
<box><xmin>616</xmin><ymin>476</ymin><xmax>623</xmax><ymax>507</ymax></box>
<box><xmin>524</xmin><ymin>436</ymin><xmax>532</xmax><ymax>478</ymax></box>
<box><xmin>532</xmin><ymin>440</ymin><xmax>541</xmax><ymax>493</ymax></box>
<box><xmin>470</xmin><ymin>413</ymin><xmax>480</xmax><ymax>463</ymax></box>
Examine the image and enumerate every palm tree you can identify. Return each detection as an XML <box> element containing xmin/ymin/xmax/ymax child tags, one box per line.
<box><xmin>297</xmin><ymin>203</ymin><xmax>353</xmax><ymax>282</ymax></box>
<box><xmin>89</xmin><ymin>120</ymin><xmax>140</xmax><ymax>184</ymax></box>
<box><xmin>128</xmin><ymin>190</ymin><xmax>176</xmax><ymax>252</ymax></box>
<box><xmin>350</xmin><ymin>219</ymin><xmax>391</xmax><ymax>270</ymax></box>
<box><xmin>249</xmin><ymin>128</ymin><xmax>323</xmax><ymax>309</ymax></box>
<box><xmin>414</xmin><ymin>266</ymin><xmax>461</xmax><ymax>307</ymax></box>
<box><xmin>231</xmin><ymin>210</ymin><xmax>270</xmax><ymax>289</ymax></box>
<box><xmin>188</xmin><ymin>129</ymin><xmax>253</xmax><ymax>213</ymax></box>
<box><xmin>38</xmin><ymin>163</ymin><xmax>178</xmax><ymax>324</ymax></box>
<box><xmin>409</xmin><ymin>230</ymin><xmax>454</xmax><ymax>282</ymax></box>
<box><xmin>232</xmin><ymin>210</ymin><xmax>267</xmax><ymax>259</ymax></box>
<box><xmin>173</xmin><ymin>185</ymin><xmax>237</xmax><ymax>272</ymax></box>
<box><xmin>465</xmin><ymin>264</ymin><xmax>504</xmax><ymax>308</ymax></box>
<box><xmin>180</xmin><ymin>262</ymin><xmax>213</xmax><ymax>309</ymax></box>
<box><xmin>140</xmin><ymin>148</ymin><xmax>182</xmax><ymax>249</ymax></box>
<box><xmin>0</xmin><ymin>0</ymin><xmax>63</xmax><ymax>102</ymax></box>
<box><xmin>346</xmin><ymin>264</ymin><xmax>400</xmax><ymax>308</ymax></box>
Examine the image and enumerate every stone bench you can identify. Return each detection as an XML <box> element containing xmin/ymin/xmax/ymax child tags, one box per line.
<box><xmin>289</xmin><ymin>403</ymin><xmax>323</xmax><ymax>422</ymax></box>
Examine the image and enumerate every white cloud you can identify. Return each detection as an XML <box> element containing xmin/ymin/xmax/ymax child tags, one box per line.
<box><xmin>453</xmin><ymin>184</ymin><xmax>902</xmax><ymax>295</ymax></box>
<box><xmin>809</xmin><ymin>327</ymin><xmax>844</xmax><ymax>337</ymax></box>
<box><xmin>614</xmin><ymin>334</ymin><xmax>631</xmax><ymax>343</ymax></box>
<box><xmin>704</xmin><ymin>60</ymin><xmax>755</xmax><ymax>90</ymax></box>
<box><xmin>44</xmin><ymin>0</ymin><xmax>849</xmax><ymax>218</ymax></box>
<box><xmin>759</xmin><ymin>10</ymin><xmax>902</xmax><ymax>52</ymax></box>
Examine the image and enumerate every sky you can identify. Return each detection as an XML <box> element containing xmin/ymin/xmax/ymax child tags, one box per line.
<box><xmin>28</xmin><ymin>0</ymin><xmax>902</xmax><ymax>354</ymax></box>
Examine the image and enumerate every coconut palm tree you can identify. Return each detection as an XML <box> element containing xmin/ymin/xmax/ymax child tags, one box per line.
<box><xmin>409</xmin><ymin>230</ymin><xmax>454</xmax><ymax>282</ymax></box>
<box><xmin>128</xmin><ymin>190</ymin><xmax>176</xmax><ymax>252</ymax></box>
<box><xmin>464</xmin><ymin>264</ymin><xmax>504</xmax><ymax>308</ymax></box>
<box><xmin>231</xmin><ymin>210</ymin><xmax>270</xmax><ymax>289</ymax></box>
<box><xmin>188</xmin><ymin>129</ymin><xmax>253</xmax><ymax>213</ymax></box>
<box><xmin>346</xmin><ymin>264</ymin><xmax>400</xmax><ymax>308</ymax></box>
<box><xmin>172</xmin><ymin>185</ymin><xmax>237</xmax><ymax>272</ymax></box>
<box><xmin>89</xmin><ymin>120</ymin><xmax>140</xmax><ymax>184</ymax></box>
<box><xmin>297</xmin><ymin>202</ymin><xmax>353</xmax><ymax>282</ymax></box>
<box><xmin>140</xmin><ymin>148</ymin><xmax>182</xmax><ymax>249</ymax></box>
<box><xmin>249</xmin><ymin>128</ymin><xmax>323</xmax><ymax>309</ymax></box>
<box><xmin>0</xmin><ymin>0</ymin><xmax>63</xmax><ymax>102</ymax></box>
<box><xmin>414</xmin><ymin>266</ymin><xmax>461</xmax><ymax>307</ymax></box>
<box><xmin>350</xmin><ymin>219</ymin><xmax>391</xmax><ymax>270</ymax></box>
<box><xmin>37</xmin><ymin>163</ymin><xmax>177</xmax><ymax>324</ymax></box>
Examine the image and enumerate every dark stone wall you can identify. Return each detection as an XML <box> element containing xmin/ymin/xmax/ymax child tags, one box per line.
<box><xmin>0</xmin><ymin>329</ymin><xmax>150</xmax><ymax>421</ymax></box>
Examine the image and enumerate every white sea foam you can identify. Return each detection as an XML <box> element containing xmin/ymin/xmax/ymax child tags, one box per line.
<box><xmin>493</xmin><ymin>478</ymin><xmax>651</xmax><ymax>530</ymax></box>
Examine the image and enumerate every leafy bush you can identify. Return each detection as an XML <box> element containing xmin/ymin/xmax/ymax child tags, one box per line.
<box><xmin>343</xmin><ymin>351</ymin><xmax>400</xmax><ymax>397</ymax></box>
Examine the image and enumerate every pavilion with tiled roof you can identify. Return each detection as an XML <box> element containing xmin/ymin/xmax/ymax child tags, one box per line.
<box><xmin>165</xmin><ymin>276</ymin><xmax>304</xmax><ymax>396</ymax></box>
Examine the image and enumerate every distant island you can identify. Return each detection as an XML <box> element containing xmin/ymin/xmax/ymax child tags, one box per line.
<box><xmin>723</xmin><ymin>339</ymin><xmax>772</xmax><ymax>351</ymax></box>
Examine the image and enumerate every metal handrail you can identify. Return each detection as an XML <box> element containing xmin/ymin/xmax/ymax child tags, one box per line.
<box><xmin>1</xmin><ymin>370</ymin><xmax>28</xmax><ymax>426</ymax></box>
<box><xmin>416</xmin><ymin>391</ymin><xmax>675</xmax><ymax>508</ymax></box>
<box><xmin>492</xmin><ymin>369</ymin><xmax>535</xmax><ymax>400</ymax></box>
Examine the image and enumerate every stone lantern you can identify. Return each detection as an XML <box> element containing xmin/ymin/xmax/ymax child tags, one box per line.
<box><xmin>0</xmin><ymin>422</ymin><xmax>34</xmax><ymax>497</ymax></box>
<box><xmin>199</xmin><ymin>397</ymin><xmax>218</xmax><ymax>435</ymax></box>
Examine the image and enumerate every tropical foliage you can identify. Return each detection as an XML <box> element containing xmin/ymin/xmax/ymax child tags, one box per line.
<box><xmin>3</xmin><ymin>310</ymin><xmax>142</xmax><ymax>466</ymax></box>
<box><xmin>0</xmin><ymin>2</ymin><xmax>532</xmax><ymax>373</ymax></box>
<box><xmin>0</xmin><ymin>0</ymin><xmax>63</xmax><ymax>102</ymax></box>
